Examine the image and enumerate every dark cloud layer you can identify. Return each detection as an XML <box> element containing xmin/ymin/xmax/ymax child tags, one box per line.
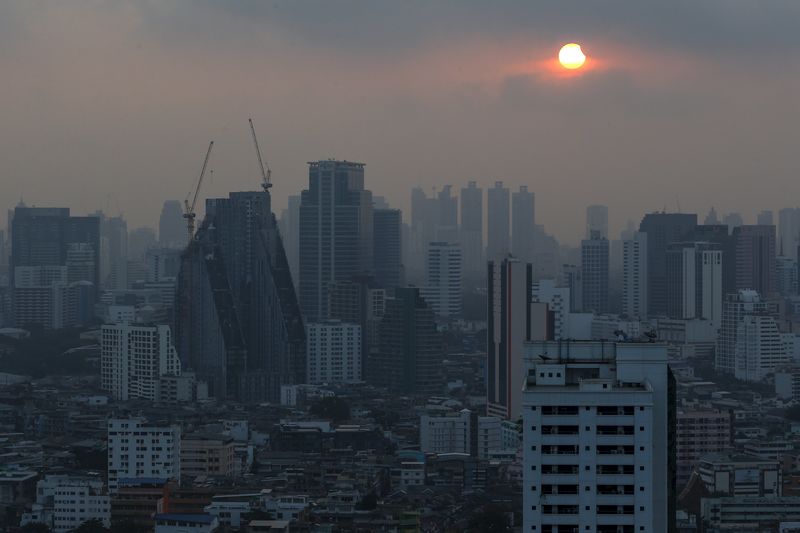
<box><xmin>1</xmin><ymin>1</ymin><xmax>799</xmax><ymax>242</ymax></box>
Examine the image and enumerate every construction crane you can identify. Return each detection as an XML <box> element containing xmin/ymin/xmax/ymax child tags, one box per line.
<box><xmin>249</xmin><ymin>118</ymin><xmax>272</xmax><ymax>191</ymax></box>
<box><xmin>183</xmin><ymin>140</ymin><xmax>214</xmax><ymax>243</ymax></box>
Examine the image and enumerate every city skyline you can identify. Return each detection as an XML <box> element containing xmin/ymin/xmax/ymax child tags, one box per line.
<box><xmin>2</xmin><ymin>2</ymin><xmax>800</xmax><ymax>243</ymax></box>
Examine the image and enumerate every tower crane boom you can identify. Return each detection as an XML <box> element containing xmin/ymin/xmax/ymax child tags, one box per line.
<box><xmin>183</xmin><ymin>140</ymin><xmax>214</xmax><ymax>243</ymax></box>
<box><xmin>249</xmin><ymin>118</ymin><xmax>272</xmax><ymax>191</ymax></box>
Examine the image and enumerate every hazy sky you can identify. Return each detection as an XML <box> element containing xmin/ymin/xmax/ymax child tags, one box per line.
<box><xmin>2</xmin><ymin>1</ymin><xmax>800</xmax><ymax>244</ymax></box>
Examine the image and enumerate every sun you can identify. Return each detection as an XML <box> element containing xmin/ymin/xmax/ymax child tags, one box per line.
<box><xmin>558</xmin><ymin>43</ymin><xmax>586</xmax><ymax>70</ymax></box>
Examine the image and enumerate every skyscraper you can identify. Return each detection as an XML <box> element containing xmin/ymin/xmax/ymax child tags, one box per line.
<box><xmin>175</xmin><ymin>189</ymin><xmax>305</xmax><ymax>402</ymax></box>
<box><xmin>373</xmin><ymin>208</ymin><xmax>403</xmax><ymax>289</ymax></box>
<box><xmin>511</xmin><ymin>186</ymin><xmax>535</xmax><ymax>262</ymax></box>
<box><xmin>665</xmin><ymin>242</ymin><xmax>723</xmax><ymax>324</ymax></box>
<box><xmin>586</xmin><ymin>204</ymin><xmax>609</xmax><ymax>239</ymax></box>
<box><xmin>735</xmin><ymin>314</ymin><xmax>787</xmax><ymax>382</ymax></box>
<box><xmin>779</xmin><ymin>207</ymin><xmax>800</xmax><ymax>260</ymax></box>
<box><xmin>459</xmin><ymin>181</ymin><xmax>483</xmax><ymax>281</ymax></box>
<box><xmin>733</xmin><ymin>225</ymin><xmax>776</xmax><ymax>296</ymax></box>
<box><xmin>487</xmin><ymin>257</ymin><xmax>550</xmax><ymax>420</ymax></box>
<box><xmin>581</xmin><ymin>231</ymin><xmax>609</xmax><ymax>314</ymax></box>
<box><xmin>639</xmin><ymin>213</ymin><xmax>698</xmax><ymax>317</ymax></box>
<box><xmin>716</xmin><ymin>290</ymin><xmax>770</xmax><ymax>375</ymax></box>
<box><xmin>758</xmin><ymin>210</ymin><xmax>774</xmax><ymax>226</ymax></box>
<box><xmin>299</xmin><ymin>160</ymin><xmax>373</xmax><ymax>322</ymax></box>
<box><xmin>561</xmin><ymin>263</ymin><xmax>583</xmax><ymax>313</ymax></box>
<box><xmin>158</xmin><ymin>200</ymin><xmax>185</xmax><ymax>248</ymax></box>
<box><xmin>486</xmin><ymin>181</ymin><xmax>510</xmax><ymax>260</ymax></box>
<box><xmin>368</xmin><ymin>287</ymin><xmax>441</xmax><ymax>395</ymax></box>
<box><xmin>435</xmin><ymin>185</ymin><xmax>458</xmax><ymax>242</ymax></box>
<box><xmin>102</xmin><ymin>215</ymin><xmax>128</xmax><ymax>291</ymax></box>
<box><xmin>421</xmin><ymin>242</ymin><xmax>462</xmax><ymax>318</ymax></box>
<box><xmin>278</xmin><ymin>194</ymin><xmax>301</xmax><ymax>286</ymax></box>
<box><xmin>622</xmin><ymin>231</ymin><xmax>648</xmax><ymax>319</ymax></box>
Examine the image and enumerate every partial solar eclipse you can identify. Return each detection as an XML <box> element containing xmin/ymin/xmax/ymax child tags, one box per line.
<box><xmin>558</xmin><ymin>43</ymin><xmax>586</xmax><ymax>70</ymax></box>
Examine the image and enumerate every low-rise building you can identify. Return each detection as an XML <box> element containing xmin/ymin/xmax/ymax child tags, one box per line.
<box><xmin>697</xmin><ymin>453</ymin><xmax>782</xmax><ymax>497</ymax></box>
<box><xmin>419</xmin><ymin>409</ymin><xmax>501</xmax><ymax>459</ymax></box>
<box><xmin>180</xmin><ymin>434</ymin><xmax>236</xmax><ymax>479</ymax></box>
<box><xmin>19</xmin><ymin>475</ymin><xmax>110</xmax><ymax>533</ymax></box>
<box><xmin>676</xmin><ymin>409</ymin><xmax>732</xmax><ymax>488</ymax></box>
<box><xmin>154</xmin><ymin>513</ymin><xmax>218</xmax><ymax>533</ymax></box>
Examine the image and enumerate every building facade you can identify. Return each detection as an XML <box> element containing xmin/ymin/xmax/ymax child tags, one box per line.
<box><xmin>421</xmin><ymin>242</ymin><xmax>462</xmax><ymax>318</ymax></box>
<box><xmin>306</xmin><ymin>320</ymin><xmax>361</xmax><ymax>384</ymax></box>
<box><xmin>107</xmin><ymin>418</ymin><xmax>181</xmax><ymax>493</ymax></box>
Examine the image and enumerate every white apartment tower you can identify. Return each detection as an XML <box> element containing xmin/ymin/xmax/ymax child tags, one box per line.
<box><xmin>101</xmin><ymin>323</ymin><xmax>181</xmax><ymax>401</ymax></box>
<box><xmin>717</xmin><ymin>290</ymin><xmax>771</xmax><ymax>375</ymax></box>
<box><xmin>422</xmin><ymin>241</ymin><xmax>462</xmax><ymax>318</ymax></box>
<box><xmin>306</xmin><ymin>320</ymin><xmax>361</xmax><ymax>384</ymax></box>
<box><xmin>522</xmin><ymin>341</ymin><xmax>671</xmax><ymax>533</ymax></box>
<box><xmin>735</xmin><ymin>314</ymin><xmax>788</xmax><ymax>382</ymax></box>
<box><xmin>107</xmin><ymin>417</ymin><xmax>180</xmax><ymax>493</ymax></box>
<box><xmin>622</xmin><ymin>232</ymin><xmax>648</xmax><ymax>319</ymax></box>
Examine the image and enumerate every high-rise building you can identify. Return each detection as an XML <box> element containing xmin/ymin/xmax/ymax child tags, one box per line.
<box><xmin>758</xmin><ymin>210</ymin><xmax>774</xmax><ymax>226</ymax></box>
<box><xmin>511</xmin><ymin>186</ymin><xmax>535</xmax><ymax>262</ymax></box>
<box><xmin>531</xmin><ymin>279</ymin><xmax>570</xmax><ymax>339</ymax></box>
<box><xmin>435</xmin><ymin>185</ymin><xmax>459</xmax><ymax>242</ymax></box>
<box><xmin>299</xmin><ymin>160</ymin><xmax>373</xmax><ymax>322</ymax></box>
<box><xmin>581</xmin><ymin>231</ymin><xmax>609</xmax><ymax>314</ymax></box>
<box><xmin>639</xmin><ymin>213</ymin><xmax>697</xmax><ymax>317</ymax></box>
<box><xmin>486</xmin><ymin>181</ymin><xmax>510</xmax><ymax>260</ymax></box>
<box><xmin>459</xmin><ymin>181</ymin><xmax>483</xmax><ymax>281</ymax></box>
<box><xmin>562</xmin><ymin>264</ymin><xmax>583</xmax><ymax>313</ymax></box>
<box><xmin>175</xmin><ymin>189</ymin><xmax>305</xmax><ymax>402</ymax></box>
<box><xmin>101</xmin><ymin>323</ymin><xmax>181</xmax><ymax>402</ymax></box>
<box><xmin>278</xmin><ymin>194</ymin><xmax>301</xmax><ymax>286</ymax></box>
<box><xmin>522</xmin><ymin>340</ymin><xmax>673</xmax><ymax>533</ymax></box>
<box><xmin>733</xmin><ymin>225</ymin><xmax>776</xmax><ymax>296</ymax></box>
<box><xmin>158</xmin><ymin>200</ymin><xmax>185</xmax><ymax>248</ymax></box>
<box><xmin>716</xmin><ymin>290</ymin><xmax>770</xmax><ymax>375</ymax></box>
<box><xmin>306</xmin><ymin>320</ymin><xmax>361</xmax><ymax>384</ymax></box>
<box><xmin>373</xmin><ymin>208</ymin><xmax>403</xmax><ymax>289</ymax></box>
<box><xmin>102</xmin><ymin>215</ymin><xmax>128</xmax><ymax>291</ymax></box>
<box><xmin>586</xmin><ymin>204</ymin><xmax>609</xmax><ymax>239</ymax></box>
<box><xmin>421</xmin><ymin>242</ymin><xmax>462</xmax><ymax>318</ymax></box>
<box><xmin>368</xmin><ymin>287</ymin><xmax>441</xmax><ymax>395</ymax></box>
<box><xmin>776</xmin><ymin>255</ymin><xmax>799</xmax><ymax>296</ymax></box>
<box><xmin>779</xmin><ymin>208</ymin><xmax>800</xmax><ymax>260</ymax></box>
<box><xmin>622</xmin><ymin>232</ymin><xmax>648</xmax><ymax>319</ymax></box>
<box><xmin>128</xmin><ymin>227</ymin><xmax>157</xmax><ymax>262</ymax></box>
<box><xmin>487</xmin><ymin>258</ymin><xmax>551</xmax><ymax>420</ymax></box>
<box><xmin>735</xmin><ymin>314</ymin><xmax>788</xmax><ymax>382</ymax></box>
<box><xmin>107</xmin><ymin>417</ymin><xmax>181</xmax><ymax>493</ymax></box>
<box><xmin>665</xmin><ymin>242</ymin><xmax>723</xmax><ymax>325</ymax></box>
<box><xmin>327</xmin><ymin>278</ymin><xmax>385</xmax><ymax>375</ymax></box>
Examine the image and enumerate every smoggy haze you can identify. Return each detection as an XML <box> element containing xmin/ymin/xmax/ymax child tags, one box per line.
<box><xmin>2</xmin><ymin>1</ymin><xmax>799</xmax><ymax>243</ymax></box>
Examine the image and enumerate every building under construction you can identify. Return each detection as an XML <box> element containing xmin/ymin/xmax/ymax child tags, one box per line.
<box><xmin>174</xmin><ymin>190</ymin><xmax>305</xmax><ymax>402</ymax></box>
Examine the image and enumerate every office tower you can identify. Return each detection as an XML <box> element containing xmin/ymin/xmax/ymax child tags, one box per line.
<box><xmin>299</xmin><ymin>160</ymin><xmax>373</xmax><ymax>322</ymax></box>
<box><xmin>622</xmin><ymin>232</ymin><xmax>648</xmax><ymax>319</ymax></box>
<box><xmin>107</xmin><ymin>417</ymin><xmax>180</xmax><ymax>493</ymax></box>
<box><xmin>175</xmin><ymin>190</ymin><xmax>305</xmax><ymax>402</ymax></box>
<box><xmin>511</xmin><ymin>186</ymin><xmax>535</xmax><ymax>263</ymax></box>
<box><xmin>716</xmin><ymin>290</ymin><xmax>770</xmax><ymax>374</ymax></box>
<box><xmin>460</xmin><ymin>181</ymin><xmax>483</xmax><ymax>280</ymax></box>
<box><xmin>723</xmin><ymin>212</ymin><xmax>743</xmax><ymax>229</ymax></box>
<box><xmin>779</xmin><ymin>207</ymin><xmax>800</xmax><ymax>260</ymax></box>
<box><xmin>327</xmin><ymin>278</ymin><xmax>385</xmax><ymax>375</ymax></box>
<box><xmin>639</xmin><ymin>212</ymin><xmax>697</xmax><ymax>317</ymax></box>
<box><xmin>665</xmin><ymin>242</ymin><xmax>723</xmax><ymax>324</ymax></box>
<box><xmin>486</xmin><ymin>181</ymin><xmax>510</xmax><ymax>260</ymax></box>
<box><xmin>562</xmin><ymin>264</ymin><xmax>583</xmax><ymax>312</ymax></box>
<box><xmin>306</xmin><ymin>320</ymin><xmax>361</xmax><ymax>384</ymax></box>
<box><xmin>368</xmin><ymin>287</ymin><xmax>441</xmax><ymax>395</ymax></box>
<box><xmin>733</xmin><ymin>225</ymin><xmax>776</xmax><ymax>296</ymax></box>
<box><xmin>408</xmin><ymin>187</ymin><xmax>437</xmax><ymax>283</ymax></box>
<box><xmin>373</xmin><ymin>208</ymin><xmax>403</xmax><ymax>289</ymax></box>
<box><xmin>581</xmin><ymin>231</ymin><xmax>609</xmax><ymax>314</ymax></box>
<box><xmin>101</xmin><ymin>323</ymin><xmax>181</xmax><ymax>401</ymax></box>
<box><xmin>435</xmin><ymin>185</ymin><xmax>459</xmax><ymax>242</ymax></box>
<box><xmin>586</xmin><ymin>204</ymin><xmax>609</xmax><ymax>239</ymax></box>
<box><xmin>278</xmin><ymin>194</ymin><xmax>301</xmax><ymax>285</ymax></box>
<box><xmin>158</xmin><ymin>200</ymin><xmax>185</xmax><ymax>248</ymax></box>
<box><xmin>422</xmin><ymin>242</ymin><xmax>462</xmax><ymax>318</ymax></box>
<box><xmin>776</xmin><ymin>255</ymin><xmax>799</xmax><ymax>296</ymax></box>
<box><xmin>758</xmin><ymin>210</ymin><xmax>774</xmax><ymax>226</ymax></box>
<box><xmin>735</xmin><ymin>314</ymin><xmax>788</xmax><ymax>382</ymax></box>
<box><xmin>522</xmin><ymin>340</ymin><xmax>672</xmax><ymax>533</ymax></box>
<box><xmin>102</xmin><ymin>215</ymin><xmax>128</xmax><ymax>291</ymax></box>
<box><xmin>487</xmin><ymin>258</ymin><xmax>550</xmax><ymax>420</ymax></box>
<box><xmin>145</xmin><ymin>247</ymin><xmax>182</xmax><ymax>283</ymax></box>
<box><xmin>127</xmin><ymin>226</ymin><xmax>156</xmax><ymax>262</ymax></box>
